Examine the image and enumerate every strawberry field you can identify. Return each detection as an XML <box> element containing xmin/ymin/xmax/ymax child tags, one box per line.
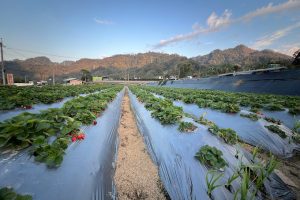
<box><xmin>0</xmin><ymin>84</ymin><xmax>299</xmax><ymax>200</ymax></box>
<box><xmin>128</xmin><ymin>86</ymin><xmax>300</xmax><ymax>199</ymax></box>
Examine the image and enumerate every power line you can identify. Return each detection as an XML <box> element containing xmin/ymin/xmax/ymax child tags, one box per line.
<box><xmin>6</xmin><ymin>48</ymin><xmax>28</xmax><ymax>60</ymax></box>
<box><xmin>4</xmin><ymin>46</ymin><xmax>81</xmax><ymax>60</ymax></box>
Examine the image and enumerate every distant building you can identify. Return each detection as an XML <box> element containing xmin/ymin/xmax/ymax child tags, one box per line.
<box><xmin>158</xmin><ymin>76</ymin><xmax>163</xmax><ymax>80</ymax></box>
<box><xmin>7</xmin><ymin>74</ymin><xmax>14</xmax><ymax>85</ymax></box>
<box><xmin>92</xmin><ymin>76</ymin><xmax>109</xmax><ymax>82</ymax></box>
<box><xmin>169</xmin><ymin>75</ymin><xmax>177</xmax><ymax>80</ymax></box>
<box><xmin>186</xmin><ymin>76</ymin><xmax>193</xmax><ymax>79</ymax></box>
<box><xmin>63</xmin><ymin>78</ymin><xmax>82</xmax><ymax>85</ymax></box>
<box><xmin>102</xmin><ymin>76</ymin><xmax>109</xmax><ymax>81</ymax></box>
<box><xmin>14</xmin><ymin>81</ymin><xmax>34</xmax><ymax>87</ymax></box>
<box><xmin>218</xmin><ymin>66</ymin><xmax>287</xmax><ymax>77</ymax></box>
<box><xmin>37</xmin><ymin>81</ymin><xmax>48</xmax><ymax>86</ymax></box>
<box><xmin>92</xmin><ymin>76</ymin><xmax>103</xmax><ymax>82</ymax></box>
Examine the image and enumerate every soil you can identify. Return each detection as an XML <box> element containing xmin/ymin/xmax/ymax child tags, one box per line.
<box><xmin>114</xmin><ymin>91</ymin><xmax>166</xmax><ymax>200</ymax></box>
<box><xmin>242</xmin><ymin>143</ymin><xmax>300</xmax><ymax>199</ymax></box>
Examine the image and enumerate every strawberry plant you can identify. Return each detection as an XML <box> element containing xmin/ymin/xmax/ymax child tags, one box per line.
<box><xmin>264</xmin><ymin>116</ymin><xmax>281</xmax><ymax>125</ymax></box>
<box><xmin>0</xmin><ymin>86</ymin><xmax>122</xmax><ymax>167</ymax></box>
<box><xmin>178</xmin><ymin>122</ymin><xmax>197</xmax><ymax>132</ymax></box>
<box><xmin>208</xmin><ymin>125</ymin><xmax>239</xmax><ymax>145</ymax></box>
<box><xmin>288</xmin><ymin>106</ymin><xmax>300</xmax><ymax>115</ymax></box>
<box><xmin>33</xmin><ymin>137</ymin><xmax>69</xmax><ymax>168</ymax></box>
<box><xmin>265</xmin><ymin>103</ymin><xmax>284</xmax><ymax>111</ymax></box>
<box><xmin>250</xmin><ymin>107</ymin><xmax>260</xmax><ymax>113</ymax></box>
<box><xmin>221</xmin><ymin>103</ymin><xmax>240</xmax><ymax>113</ymax></box>
<box><xmin>0</xmin><ymin>113</ymin><xmax>57</xmax><ymax>149</ymax></box>
<box><xmin>130</xmin><ymin>86</ymin><xmax>183</xmax><ymax>124</ymax></box>
<box><xmin>197</xmin><ymin>113</ymin><xmax>216</xmax><ymax>127</ymax></box>
<box><xmin>240</xmin><ymin>113</ymin><xmax>260</xmax><ymax>121</ymax></box>
<box><xmin>0</xmin><ymin>187</ymin><xmax>32</xmax><ymax>200</ymax></box>
<box><xmin>265</xmin><ymin>125</ymin><xmax>287</xmax><ymax>138</ymax></box>
<box><xmin>195</xmin><ymin>145</ymin><xmax>227</xmax><ymax>170</ymax></box>
<box><xmin>0</xmin><ymin>84</ymin><xmax>112</xmax><ymax>110</ymax></box>
<box><xmin>141</xmin><ymin>86</ymin><xmax>300</xmax><ymax>117</ymax></box>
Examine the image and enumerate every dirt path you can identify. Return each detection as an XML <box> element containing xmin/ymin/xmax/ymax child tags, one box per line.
<box><xmin>114</xmin><ymin>91</ymin><xmax>166</xmax><ymax>200</ymax></box>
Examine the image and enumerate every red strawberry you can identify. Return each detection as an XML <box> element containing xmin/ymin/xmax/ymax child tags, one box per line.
<box><xmin>78</xmin><ymin>133</ymin><xmax>85</xmax><ymax>140</ymax></box>
<box><xmin>71</xmin><ymin>136</ymin><xmax>77</xmax><ymax>142</ymax></box>
<box><xmin>93</xmin><ymin>121</ymin><xmax>97</xmax><ymax>125</ymax></box>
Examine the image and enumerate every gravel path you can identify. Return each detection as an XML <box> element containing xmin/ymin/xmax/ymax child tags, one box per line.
<box><xmin>114</xmin><ymin>91</ymin><xmax>166</xmax><ymax>200</ymax></box>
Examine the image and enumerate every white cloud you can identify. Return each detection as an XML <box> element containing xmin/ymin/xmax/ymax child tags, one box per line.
<box><xmin>240</xmin><ymin>0</ymin><xmax>300</xmax><ymax>22</ymax></box>
<box><xmin>153</xmin><ymin>10</ymin><xmax>232</xmax><ymax>49</ymax></box>
<box><xmin>275</xmin><ymin>43</ymin><xmax>300</xmax><ymax>56</ymax></box>
<box><xmin>94</xmin><ymin>18</ymin><xmax>114</xmax><ymax>25</ymax></box>
<box><xmin>251</xmin><ymin>22</ymin><xmax>300</xmax><ymax>49</ymax></box>
<box><xmin>207</xmin><ymin>9</ymin><xmax>232</xmax><ymax>30</ymax></box>
<box><xmin>153</xmin><ymin>0</ymin><xmax>300</xmax><ymax>49</ymax></box>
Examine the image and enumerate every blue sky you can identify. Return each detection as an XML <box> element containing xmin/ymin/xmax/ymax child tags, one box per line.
<box><xmin>0</xmin><ymin>0</ymin><xmax>300</xmax><ymax>62</ymax></box>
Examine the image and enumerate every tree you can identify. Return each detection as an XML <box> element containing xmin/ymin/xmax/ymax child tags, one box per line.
<box><xmin>177</xmin><ymin>60</ymin><xmax>199</xmax><ymax>78</ymax></box>
<box><xmin>233</xmin><ymin>64</ymin><xmax>241</xmax><ymax>72</ymax></box>
<box><xmin>292</xmin><ymin>49</ymin><xmax>300</xmax><ymax>65</ymax></box>
<box><xmin>81</xmin><ymin>69</ymin><xmax>92</xmax><ymax>82</ymax></box>
<box><xmin>14</xmin><ymin>76</ymin><xmax>25</xmax><ymax>83</ymax></box>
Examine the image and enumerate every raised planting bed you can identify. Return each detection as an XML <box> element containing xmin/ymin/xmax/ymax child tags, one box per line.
<box><xmin>130</xmin><ymin>86</ymin><xmax>183</xmax><ymax>124</ymax></box>
<box><xmin>141</xmin><ymin>86</ymin><xmax>300</xmax><ymax>115</ymax></box>
<box><xmin>0</xmin><ymin>86</ymin><xmax>123</xmax><ymax>167</ymax></box>
<box><xmin>0</xmin><ymin>84</ymin><xmax>112</xmax><ymax>111</ymax></box>
<box><xmin>0</xmin><ymin>87</ymin><xmax>125</xmax><ymax>200</ymax></box>
<box><xmin>265</xmin><ymin>125</ymin><xmax>287</xmax><ymax>139</ymax></box>
<box><xmin>128</xmin><ymin>88</ymin><xmax>295</xmax><ymax>200</ymax></box>
<box><xmin>184</xmin><ymin>102</ymin><xmax>298</xmax><ymax>157</ymax></box>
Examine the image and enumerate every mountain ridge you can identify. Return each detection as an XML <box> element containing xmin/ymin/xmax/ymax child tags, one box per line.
<box><xmin>3</xmin><ymin>45</ymin><xmax>294</xmax><ymax>81</ymax></box>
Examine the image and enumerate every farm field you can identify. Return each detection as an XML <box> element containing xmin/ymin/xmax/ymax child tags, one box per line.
<box><xmin>0</xmin><ymin>84</ymin><xmax>300</xmax><ymax>200</ymax></box>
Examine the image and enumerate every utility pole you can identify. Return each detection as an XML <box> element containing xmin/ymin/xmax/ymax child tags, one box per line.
<box><xmin>52</xmin><ymin>64</ymin><xmax>56</xmax><ymax>85</ymax></box>
<box><xmin>0</xmin><ymin>38</ymin><xmax>5</xmax><ymax>85</ymax></box>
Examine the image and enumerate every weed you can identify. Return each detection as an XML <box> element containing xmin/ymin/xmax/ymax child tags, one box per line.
<box><xmin>205</xmin><ymin>170</ymin><xmax>224</xmax><ymax>198</ymax></box>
